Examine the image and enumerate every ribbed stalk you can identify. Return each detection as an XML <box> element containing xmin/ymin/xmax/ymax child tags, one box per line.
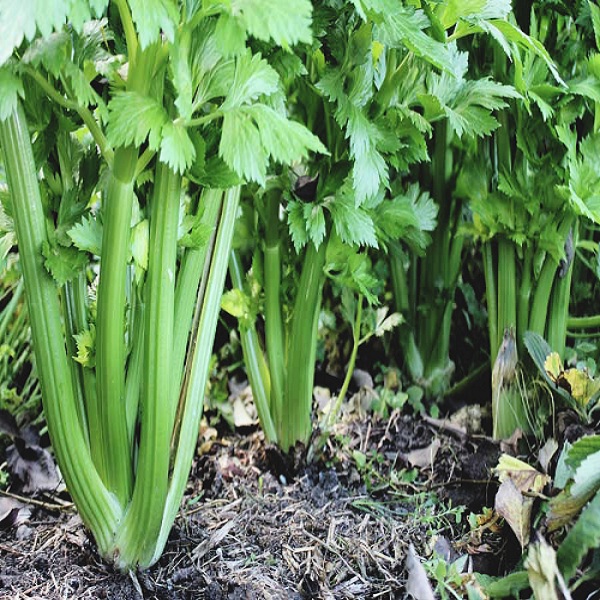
<box><xmin>149</xmin><ymin>186</ymin><xmax>241</xmax><ymax>568</ymax></box>
<box><xmin>172</xmin><ymin>190</ymin><xmax>223</xmax><ymax>391</ymax></box>
<box><xmin>229</xmin><ymin>250</ymin><xmax>276</xmax><ymax>442</ymax></box>
<box><xmin>281</xmin><ymin>241</ymin><xmax>327</xmax><ymax>452</ymax></box>
<box><xmin>112</xmin><ymin>163</ymin><xmax>181</xmax><ymax>568</ymax></box>
<box><xmin>95</xmin><ymin>44</ymin><xmax>159</xmax><ymax>507</ymax></box>
<box><xmin>496</xmin><ymin>237</ymin><xmax>517</xmax><ymax>343</ymax></box>
<box><xmin>0</xmin><ymin>102</ymin><xmax>121</xmax><ymax>552</ymax></box>
<box><xmin>483</xmin><ymin>242</ymin><xmax>499</xmax><ymax>362</ymax></box>
<box><xmin>546</xmin><ymin>223</ymin><xmax>577</xmax><ymax>356</ymax></box>
<box><xmin>529</xmin><ymin>217</ymin><xmax>573</xmax><ymax>336</ymax></box>
<box><xmin>263</xmin><ymin>193</ymin><xmax>286</xmax><ymax>432</ymax></box>
<box><xmin>95</xmin><ymin>158</ymin><xmax>136</xmax><ymax>505</ymax></box>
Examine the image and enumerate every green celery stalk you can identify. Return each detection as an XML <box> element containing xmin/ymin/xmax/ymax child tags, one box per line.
<box><xmin>263</xmin><ymin>192</ymin><xmax>286</xmax><ymax>433</ymax></box>
<box><xmin>0</xmin><ymin>102</ymin><xmax>121</xmax><ymax>552</ymax></box>
<box><xmin>113</xmin><ymin>162</ymin><xmax>181</xmax><ymax>568</ymax></box>
<box><xmin>149</xmin><ymin>185</ymin><xmax>241</xmax><ymax>568</ymax></box>
<box><xmin>281</xmin><ymin>240</ymin><xmax>327</xmax><ymax>452</ymax></box>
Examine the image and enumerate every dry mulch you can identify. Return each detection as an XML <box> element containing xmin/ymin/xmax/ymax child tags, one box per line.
<box><xmin>0</xmin><ymin>410</ymin><xmax>506</xmax><ymax>599</ymax></box>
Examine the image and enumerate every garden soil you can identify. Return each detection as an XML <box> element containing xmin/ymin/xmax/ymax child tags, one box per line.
<box><xmin>0</xmin><ymin>400</ymin><xmax>531</xmax><ymax>600</ymax></box>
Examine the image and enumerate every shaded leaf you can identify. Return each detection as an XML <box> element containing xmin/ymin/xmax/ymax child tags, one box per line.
<box><xmin>524</xmin><ymin>535</ymin><xmax>560</xmax><ymax>600</ymax></box>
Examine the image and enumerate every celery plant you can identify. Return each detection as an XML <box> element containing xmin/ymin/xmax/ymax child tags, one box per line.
<box><xmin>0</xmin><ymin>0</ymin><xmax>324</xmax><ymax>569</ymax></box>
<box><xmin>223</xmin><ymin>0</ymin><xmax>459</xmax><ymax>452</ymax></box>
<box><xmin>460</xmin><ymin>5</ymin><xmax>600</xmax><ymax>437</ymax></box>
<box><xmin>388</xmin><ymin>1</ymin><xmax>559</xmax><ymax>398</ymax></box>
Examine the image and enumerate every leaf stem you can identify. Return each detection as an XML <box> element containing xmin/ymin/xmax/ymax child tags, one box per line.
<box><xmin>23</xmin><ymin>67</ymin><xmax>114</xmax><ymax>165</ymax></box>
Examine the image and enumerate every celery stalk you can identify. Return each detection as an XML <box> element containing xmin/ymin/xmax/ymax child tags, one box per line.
<box><xmin>0</xmin><ymin>103</ymin><xmax>121</xmax><ymax>552</ymax></box>
<box><xmin>263</xmin><ymin>192</ymin><xmax>286</xmax><ymax>434</ymax></box>
<box><xmin>281</xmin><ymin>241</ymin><xmax>327</xmax><ymax>452</ymax></box>
<box><xmin>113</xmin><ymin>162</ymin><xmax>181</xmax><ymax>568</ymax></box>
<box><xmin>149</xmin><ymin>186</ymin><xmax>241</xmax><ymax>568</ymax></box>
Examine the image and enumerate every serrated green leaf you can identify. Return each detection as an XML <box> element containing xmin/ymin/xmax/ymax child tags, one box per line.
<box><xmin>0</xmin><ymin>67</ymin><xmax>24</xmax><ymax>122</ymax></box>
<box><xmin>214</xmin><ymin>12</ymin><xmax>248</xmax><ymax>57</ymax></box>
<box><xmin>329</xmin><ymin>191</ymin><xmax>378</xmax><ymax>248</ymax></box>
<box><xmin>179</xmin><ymin>209</ymin><xmax>212</xmax><ymax>249</ymax></box>
<box><xmin>480</xmin><ymin>19</ymin><xmax>564</xmax><ymax>86</ymax></box>
<box><xmin>375</xmin><ymin>4</ymin><xmax>458</xmax><ymax>75</ymax></box>
<box><xmin>42</xmin><ymin>240</ymin><xmax>88</xmax><ymax>285</ymax></box>
<box><xmin>565</xmin><ymin>435</ymin><xmax>600</xmax><ymax>470</ymax></box>
<box><xmin>571</xmin><ymin>449</ymin><xmax>600</xmax><ymax>499</ymax></box>
<box><xmin>232</xmin><ymin>0</ymin><xmax>313</xmax><ymax>47</ymax></box>
<box><xmin>221</xmin><ymin>49</ymin><xmax>279</xmax><ymax>110</ymax></box>
<box><xmin>287</xmin><ymin>200</ymin><xmax>309</xmax><ymax>252</ymax></box>
<box><xmin>67</xmin><ymin>214</ymin><xmax>103</xmax><ymax>255</ymax></box>
<box><xmin>21</xmin><ymin>31</ymin><xmax>70</xmax><ymax>76</ymax></box>
<box><xmin>171</xmin><ymin>28</ymin><xmax>194</xmax><ymax>120</ymax></box>
<box><xmin>556</xmin><ymin>491</ymin><xmax>600</xmax><ymax>581</ymax></box>
<box><xmin>62</xmin><ymin>61</ymin><xmax>101</xmax><ymax>108</ymax></box>
<box><xmin>251</xmin><ymin>104</ymin><xmax>328</xmax><ymax>163</ymax></box>
<box><xmin>303</xmin><ymin>202</ymin><xmax>326</xmax><ymax>249</ymax></box>
<box><xmin>439</xmin><ymin>0</ymin><xmax>511</xmax><ymax>28</ymax></box>
<box><xmin>220</xmin><ymin>109</ymin><xmax>267</xmax><ymax>184</ymax></box>
<box><xmin>73</xmin><ymin>325</ymin><xmax>96</xmax><ymax>367</ymax></box>
<box><xmin>107</xmin><ymin>91</ymin><xmax>168</xmax><ymax>150</ymax></box>
<box><xmin>0</xmin><ymin>0</ymin><xmax>67</xmax><ymax>66</ymax></box>
<box><xmin>128</xmin><ymin>0</ymin><xmax>177</xmax><ymax>49</ymax></box>
<box><xmin>346</xmin><ymin>106</ymin><xmax>389</xmax><ymax>202</ymax></box>
<box><xmin>590</xmin><ymin>1</ymin><xmax>600</xmax><ymax>50</ymax></box>
<box><xmin>159</xmin><ymin>121</ymin><xmax>196</xmax><ymax>174</ymax></box>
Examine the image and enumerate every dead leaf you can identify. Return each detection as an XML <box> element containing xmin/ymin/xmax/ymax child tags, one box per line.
<box><xmin>6</xmin><ymin>428</ymin><xmax>64</xmax><ymax>493</ymax></box>
<box><xmin>0</xmin><ymin>496</ymin><xmax>31</xmax><ymax>528</ymax></box>
<box><xmin>404</xmin><ymin>438</ymin><xmax>441</xmax><ymax>469</ymax></box>
<box><xmin>232</xmin><ymin>395</ymin><xmax>255</xmax><ymax>428</ymax></box>
<box><xmin>538</xmin><ymin>438</ymin><xmax>559</xmax><ymax>474</ymax></box>
<box><xmin>352</xmin><ymin>368</ymin><xmax>374</xmax><ymax>389</ymax></box>
<box><xmin>406</xmin><ymin>544</ymin><xmax>435</xmax><ymax>600</ymax></box>
<box><xmin>494</xmin><ymin>454</ymin><xmax>550</xmax><ymax>494</ymax></box>
<box><xmin>495</xmin><ymin>478</ymin><xmax>533</xmax><ymax>548</ymax></box>
<box><xmin>313</xmin><ymin>386</ymin><xmax>332</xmax><ymax>413</ymax></box>
<box><xmin>524</xmin><ymin>535</ymin><xmax>560</xmax><ymax>600</ymax></box>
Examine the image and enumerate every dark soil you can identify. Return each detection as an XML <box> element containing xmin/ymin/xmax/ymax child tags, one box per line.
<box><xmin>0</xmin><ymin>408</ymin><xmax>525</xmax><ymax>599</ymax></box>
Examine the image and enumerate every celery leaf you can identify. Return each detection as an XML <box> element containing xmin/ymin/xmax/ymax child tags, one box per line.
<box><xmin>329</xmin><ymin>189</ymin><xmax>378</xmax><ymax>248</ymax></box>
<box><xmin>42</xmin><ymin>240</ymin><xmax>88</xmax><ymax>285</ymax></box>
<box><xmin>68</xmin><ymin>214</ymin><xmax>103</xmax><ymax>256</ymax></box>
<box><xmin>0</xmin><ymin>67</ymin><xmax>24</xmax><ymax>121</ymax></box>
<box><xmin>231</xmin><ymin>0</ymin><xmax>313</xmax><ymax>47</ymax></box>
<box><xmin>220</xmin><ymin>109</ymin><xmax>267</xmax><ymax>184</ymax></box>
<box><xmin>107</xmin><ymin>91</ymin><xmax>168</xmax><ymax>150</ymax></box>
<box><xmin>128</xmin><ymin>0</ymin><xmax>177</xmax><ymax>49</ymax></box>
<box><xmin>159</xmin><ymin>121</ymin><xmax>196</xmax><ymax>174</ymax></box>
<box><xmin>221</xmin><ymin>50</ymin><xmax>279</xmax><ymax>110</ymax></box>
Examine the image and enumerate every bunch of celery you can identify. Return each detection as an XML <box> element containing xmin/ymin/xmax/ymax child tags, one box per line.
<box><xmin>0</xmin><ymin>0</ymin><xmax>323</xmax><ymax>568</ymax></box>
<box><xmin>460</xmin><ymin>5</ymin><xmax>600</xmax><ymax>438</ymax></box>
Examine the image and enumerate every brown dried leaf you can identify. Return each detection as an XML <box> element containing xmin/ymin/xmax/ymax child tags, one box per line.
<box><xmin>404</xmin><ymin>438</ymin><xmax>441</xmax><ymax>469</ymax></box>
<box><xmin>524</xmin><ymin>535</ymin><xmax>560</xmax><ymax>600</ymax></box>
<box><xmin>538</xmin><ymin>438</ymin><xmax>559</xmax><ymax>474</ymax></box>
<box><xmin>6</xmin><ymin>435</ymin><xmax>63</xmax><ymax>494</ymax></box>
<box><xmin>494</xmin><ymin>454</ymin><xmax>550</xmax><ymax>494</ymax></box>
<box><xmin>495</xmin><ymin>478</ymin><xmax>533</xmax><ymax>548</ymax></box>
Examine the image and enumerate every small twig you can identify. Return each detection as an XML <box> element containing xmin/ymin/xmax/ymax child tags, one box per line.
<box><xmin>0</xmin><ymin>489</ymin><xmax>74</xmax><ymax>511</ymax></box>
